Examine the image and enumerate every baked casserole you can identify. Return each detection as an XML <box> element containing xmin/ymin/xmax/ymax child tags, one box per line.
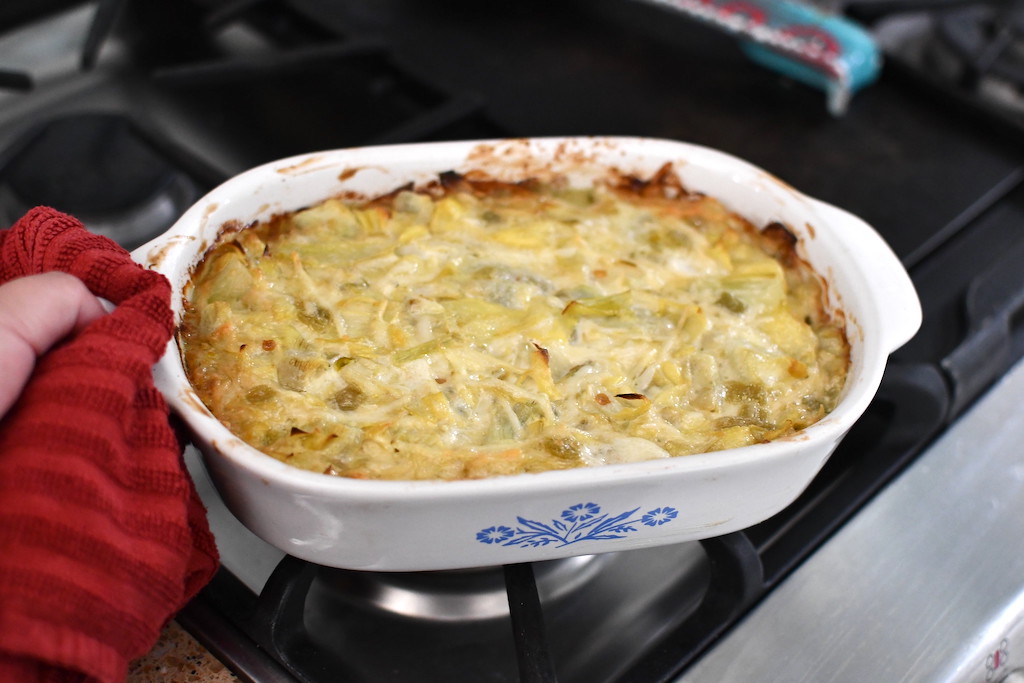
<box><xmin>180</xmin><ymin>165</ymin><xmax>849</xmax><ymax>481</ymax></box>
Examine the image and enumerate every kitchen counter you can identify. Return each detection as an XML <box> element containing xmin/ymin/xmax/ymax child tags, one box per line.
<box><xmin>128</xmin><ymin>621</ymin><xmax>237</xmax><ymax>683</ymax></box>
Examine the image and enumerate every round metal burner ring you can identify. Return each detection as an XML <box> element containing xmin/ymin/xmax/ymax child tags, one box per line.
<box><xmin>317</xmin><ymin>553</ymin><xmax>608</xmax><ymax>622</ymax></box>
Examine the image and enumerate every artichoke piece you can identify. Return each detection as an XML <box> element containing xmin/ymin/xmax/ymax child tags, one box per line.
<box><xmin>296</xmin><ymin>299</ymin><xmax>335</xmax><ymax>334</ymax></box>
<box><xmin>203</xmin><ymin>249</ymin><xmax>253</xmax><ymax>303</ymax></box>
<box><xmin>612</xmin><ymin>392</ymin><xmax>652</xmax><ymax>420</ymax></box>
<box><xmin>236</xmin><ymin>231</ymin><xmax>266</xmax><ymax>260</ymax></box>
<box><xmin>554</xmin><ymin>187</ymin><xmax>596</xmax><ymax>207</ymax></box>
<box><xmin>718</xmin><ymin>260</ymin><xmax>787</xmax><ymax>313</ymax></box>
<box><xmin>562</xmin><ymin>291</ymin><xmax>632</xmax><ymax>318</ymax></box>
<box><xmin>557</xmin><ymin>284</ymin><xmax>602</xmax><ymax>301</ymax></box>
<box><xmin>680</xmin><ymin>308</ymin><xmax>710</xmax><ymax>342</ymax></box>
<box><xmin>716</xmin><ymin>291</ymin><xmax>746</xmax><ymax>313</ymax></box>
<box><xmin>352</xmin><ymin>206</ymin><xmax>385</xmax><ymax>235</ymax></box>
<box><xmin>443</xmin><ymin>299</ymin><xmax>527</xmax><ymax>340</ymax></box>
<box><xmin>393</xmin><ymin>190</ymin><xmax>435</xmax><ymax>224</ymax></box>
<box><xmin>528</xmin><ymin>342</ymin><xmax>560</xmax><ymax>399</ymax></box>
<box><xmin>292</xmin><ymin>199</ymin><xmax>365</xmax><ymax>239</ymax></box>
<box><xmin>512</xmin><ymin>401</ymin><xmax>543</xmax><ymax>429</ymax></box>
<box><xmin>759</xmin><ymin>312</ymin><xmax>818</xmax><ymax>362</ymax></box>
<box><xmin>489</xmin><ymin>219</ymin><xmax>559</xmax><ymax>249</ymax></box>
<box><xmin>393</xmin><ymin>337</ymin><xmax>448</xmax><ymax>363</ymax></box>
<box><xmin>287</xmin><ymin>427</ymin><xmax>341</xmax><ymax>453</ymax></box>
<box><xmin>543</xmin><ymin>435</ymin><xmax>584</xmax><ymax>463</ymax></box>
<box><xmin>445</xmin><ymin>297</ymin><xmax>513</xmax><ymax>321</ymax></box>
<box><xmin>197</xmin><ymin>300</ymin><xmax>232</xmax><ymax>338</ymax></box>
<box><xmin>725</xmin><ymin>381</ymin><xmax>766</xmax><ymax>403</ymax></box>
<box><xmin>332</xmin><ymin>385</ymin><xmax>365</xmax><ymax>411</ymax></box>
<box><xmin>429</xmin><ymin>196</ymin><xmax>470</xmax><ymax>233</ymax></box>
<box><xmin>420</xmin><ymin>391</ymin><xmax>455</xmax><ymax>422</ymax></box>
<box><xmin>245</xmin><ymin>384</ymin><xmax>276</xmax><ymax>404</ymax></box>
<box><xmin>277</xmin><ymin>354</ymin><xmax>328</xmax><ymax>392</ymax></box>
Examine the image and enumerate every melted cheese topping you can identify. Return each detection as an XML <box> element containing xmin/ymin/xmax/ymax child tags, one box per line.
<box><xmin>180</xmin><ymin>172</ymin><xmax>849</xmax><ymax>480</ymax></box>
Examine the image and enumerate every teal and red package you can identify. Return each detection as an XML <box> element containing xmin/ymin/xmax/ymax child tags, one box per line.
<box><xmin>640</xmin><ymin>0</ymin><xmax>882</xmax><ymax>114</ymax></box>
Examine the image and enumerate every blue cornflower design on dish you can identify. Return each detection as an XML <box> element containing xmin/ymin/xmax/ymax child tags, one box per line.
<box><xmin>476</xmin><ymin>502</ymin><xmax>679</xmax><ymax>548</ymax></box>
<box><xmin>641</xmin><ymin>507</ymin><xmax>678</xmax><ymax>526</ymax></box>
<box><xmin>476</xmin><ymin>525</ymin><xmax>515</xmax><ymax>544</ymax></box>
<box><xmin>561</xmin><ymin>502</ymin><xmax>600</xmax><ymax>523</ymax></box>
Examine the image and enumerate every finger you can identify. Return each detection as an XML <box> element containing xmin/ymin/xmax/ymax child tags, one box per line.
<box><xmin>0</xmin><ymin>272</ymin><xmax>107</xmax><ymax>417</ymax></box>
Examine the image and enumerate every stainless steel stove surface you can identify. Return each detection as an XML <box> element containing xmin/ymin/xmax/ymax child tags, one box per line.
<box><xmin>684</xmin><ymin>356</ymin><xmax>1024</xmax><ymax>682</ymax></box>
<box><xmin>3</xmin><ymin>1</ymin><xmax>1024</xmax><ymax>681</ymax></box>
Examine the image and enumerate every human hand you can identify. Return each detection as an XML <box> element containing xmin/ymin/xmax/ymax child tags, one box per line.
<box><xmin>0</xmin><ymin>272</ymin><xmax>107</xmax><ymax>417</ymax></box>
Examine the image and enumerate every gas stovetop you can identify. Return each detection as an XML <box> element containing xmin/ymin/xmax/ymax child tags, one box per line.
<box><xmin>2</xmin><ymin>1</ymin><xmax>1024</xmax><ymax>681</ymax></box>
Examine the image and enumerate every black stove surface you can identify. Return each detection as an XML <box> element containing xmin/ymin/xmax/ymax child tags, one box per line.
<box><xmin>3</xmin><ymin>1</ymin><xmax>1023</xmax><ymax>681</ymax></box>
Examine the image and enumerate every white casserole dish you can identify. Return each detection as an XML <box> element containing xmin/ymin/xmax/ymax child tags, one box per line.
<box><xmin>134</xmin><ymin>137</ymin><xmax>921</xmax><ymax>571</ymax></box>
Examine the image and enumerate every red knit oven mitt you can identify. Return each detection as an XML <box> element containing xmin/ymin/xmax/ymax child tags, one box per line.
<box><xmin>0</xmin><ymin>207</ymin><xmax>219</xmax><ymax>683</ymax></box>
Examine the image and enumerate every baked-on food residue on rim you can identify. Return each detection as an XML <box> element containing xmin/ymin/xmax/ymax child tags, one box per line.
<box><xmin>178</xmin><ymin>163</ymin><xmax>849</xmax><ymax>481</ymax></box>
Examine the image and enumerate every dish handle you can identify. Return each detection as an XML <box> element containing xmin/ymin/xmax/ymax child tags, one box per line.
<box><xmin>810</xmin><ymin>199</ymin><xmax>922</xmax><ymax>354</ymax></box>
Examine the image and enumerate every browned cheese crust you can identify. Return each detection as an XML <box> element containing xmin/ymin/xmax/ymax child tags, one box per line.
<box><xmin>179</xmin><ymin>165</ymin><xmax>849</xmax><ymax>480</ymax></box>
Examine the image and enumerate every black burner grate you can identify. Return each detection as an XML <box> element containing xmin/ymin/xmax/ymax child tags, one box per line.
<box><xmin>934</xmin><ymin>2</ymin><xmax>1024</xmax><ymax>90</ymax></box>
